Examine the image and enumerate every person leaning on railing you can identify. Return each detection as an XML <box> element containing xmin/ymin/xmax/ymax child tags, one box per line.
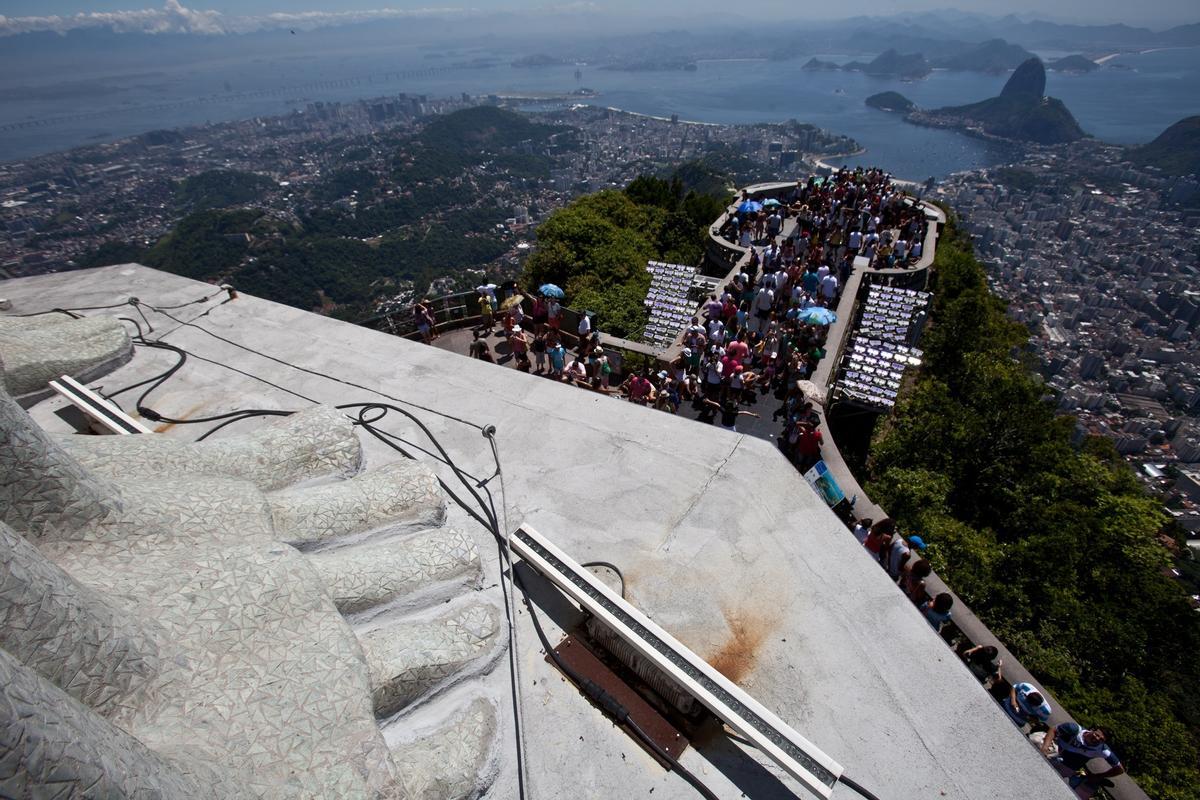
<box><xmin>1041</xmin><ymin>723</ymin><xmax>1125</xmax><ymax>790</ymax></box>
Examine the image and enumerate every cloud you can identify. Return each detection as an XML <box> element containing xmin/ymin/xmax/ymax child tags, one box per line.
<box><xmin>0</xmin><ymin>1</ymin><xmax>481</xmax><ymax>37</ymax></box>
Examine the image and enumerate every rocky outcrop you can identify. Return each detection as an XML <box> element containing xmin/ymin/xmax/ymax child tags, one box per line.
<box><xmin>1000</xmin><ymin>57</ymin><xmax>1047</xmax><ymax>99</ymax></box>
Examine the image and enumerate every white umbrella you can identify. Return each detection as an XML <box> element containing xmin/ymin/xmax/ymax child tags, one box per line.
<box><xmin>795</xmin><ymin>380</ymin><xmax>827</xmax><ymax>406</ymax></box>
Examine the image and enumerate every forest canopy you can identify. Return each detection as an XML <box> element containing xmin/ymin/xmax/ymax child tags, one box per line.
<box><xmin>522</xmin><ymin>174</ymin><xmax>726</xmax><ymax>339</ymax></box>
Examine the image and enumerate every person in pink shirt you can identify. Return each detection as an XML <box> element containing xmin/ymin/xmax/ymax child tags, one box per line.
<box><xmin>622</xmin><ymin>372</ymin><xmax>654</xmax><ymax>405</ymax></box>
<box><xmin>726</xmin><ymin>332</ymin><xmax>750</xmax><ymax>366</ymax></box>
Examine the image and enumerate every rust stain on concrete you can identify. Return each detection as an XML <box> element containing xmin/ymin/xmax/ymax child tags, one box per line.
<box><xmin>707</xmin><ymin>606</ymin><xmax>777</xmax><ymax>684</ymax></box>
<box><xmin>150</xmin><ymin>402</ymin><xmax>206</xmax><ymax>433</ymax></box>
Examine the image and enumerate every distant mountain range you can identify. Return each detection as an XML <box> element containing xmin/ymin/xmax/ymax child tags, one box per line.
<box><xmin>820</xmin><ymin>14</ymin><xmax>1200</xmax><ymax>55</ymax></box>
<box><xmin>905</xmin><ymin>58</ymin><xmax>1086</xmax><ymax>145</ymax></box>
<box><xmin>802</xmin><ymin>39</ymin><xmax>1038</xmax><ymax>78</ymax></box>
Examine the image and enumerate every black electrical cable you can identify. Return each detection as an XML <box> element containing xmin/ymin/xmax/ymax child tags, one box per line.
<box><xmin>13</xmin><ymin>303</ymin><xmax>119</xmax><ymax>317</ymax></box>
<box><xmin>104</xmin><ymin>339</ymin><xmax>314</xmax><ymax>433</ymax></box>
<box><xmin>145</xmin><ymin>304</ymin><xmax>486</xmax><ymax>429</ymax></box>
<box><xmin>11</xmin><ymin>291</ymin><xmax>218</xmax><ymax>319</ymax></box>
<box><xmin>117</xmin><ymin>315</ymin><xmax>148</xmax><ymax>340</ymax></box>
<box><xmin>581</xmin><ymin>561</ymin><xmax>626</xmax><ymax>599</ymax></box>
<box><xmin>837</xmin><ymin>773</ymin><xmax>883</xmax><ymax>800</ymax></box>
<box><xmin>128</xmin><ymin>341</ymin><xmax>294</xmax><ymax>426</ymax></box>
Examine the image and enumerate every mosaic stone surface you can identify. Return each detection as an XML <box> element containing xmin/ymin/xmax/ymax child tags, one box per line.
<box><xmin>0</xmin><ymin>371</ymin><xmax>503</xmax><ymax>799</ymax></box>
<box><xmin>61</xmin><ymin>404</ymin><xmax>363</xmax><ymax>491</ymax></box>
<box><xmin>0</xmin><ymin>314</ymin><xmax>133</xmax><ymax>401</ymax></box>
<box><xmin>362</xmin><ymin>603</ymin><xmax>502</xmax><ymax>718</ymax></box>
<box><xmin>310</xmin><ymin>528</ymin><xmax>481</xmax><ymax>614</ymax></box>
<box><xmin>391</xmin><ymin>697</ymin><xmax>500</xmax><ymax>800</ymax></box>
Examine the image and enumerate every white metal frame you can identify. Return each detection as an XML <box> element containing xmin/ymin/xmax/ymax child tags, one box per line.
<box><xmin>511</xmin><ymin>523</ymin><xmax>844</xmax><ymax>799</ymax></box>
<box><xmin>48</xmin><ymin>375</ymin><xmax>152</xmax><ymax>435</ymax></box>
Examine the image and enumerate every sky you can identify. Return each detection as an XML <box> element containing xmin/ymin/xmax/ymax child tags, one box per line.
<box><xmin>0</xmin><ymin>0</ymin><xmax>1195</xmax><ymax>32</ymax></box>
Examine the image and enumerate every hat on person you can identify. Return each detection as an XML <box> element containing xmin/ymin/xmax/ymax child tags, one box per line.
<box><xmin>594</xmin><ymin>347</ymin><xmax>604</xmax><ymax>356</ymax></box>
<box><xmin>512</xmin><ymin>325</ymin><xmax>522</xmax><ymax>332</ymax></box>
<box><xmin>682</xmin><ymin>347</ymin><xmax>692</xmax><ymax>357</ymax></box>
<box><xmin>908</xmin><ymin>535</ymin><xmax>927</xmax><ymax>551</ymax></box>
<box><xmin>657</xmin><ymin>370</ymin><xmax>668</xmax><ymax>380</ymax></box>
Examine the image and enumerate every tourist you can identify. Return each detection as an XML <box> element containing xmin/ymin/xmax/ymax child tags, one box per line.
<box><xmin>547</xmin><ymin>338</ymin><xmax>566</xmax><ymax>378</ymax></box>
<box><xmin>508</xmin><ymin>325</ymin><xmax>529</xmax><ymax>371</ymax></box>
<box><xmin>563</xmin><ymin>356</ymin><xmax>588</xmax><ymax>385</ymax></box>
<box><xmin>478</xmin><ymin>294</ymin><xmax>495</xmax><ymax>333</ymax></box>
<box><xmin>547</xmin><ymin>296</ymin><xmax>563</xmax><ymax>333</ymax></box>
<box><xmin>477</xmin><ymin>283</ymin><xmax>499</xmax><ymax>312</ymax></box>
<box><xmin>886</xmin><ymin>533</ymin><xmax>927</xmax><ymax>581</ymax></box>
<box><xmin>577</xmin><ymin>311</ymin><xmax>592</xmax><ymax>344</ymax></box>
<box><xmin>863</xmin><ymin>518</ymin><xmax>896</xmax><ymax>561</ymax></box>
<box><xmin>701</xmin><ymin>397</ymin><xmax>759</xmax><ymax>432</ymax></box>
<box><xmin>767</xmin><ymin>210</ymin><xmax>783</xmax><ymax>239</ymax></box>
<box><xmin>704</xmin><ymin>294</ymin><xmax>723</xmax><ymax>322</ymax></box>
<box><xmin>921</xmin><ymin>592</ymin><xmax>954</xmax><ymax>632</ymax></box>
<box><xmin>960</xmin><ymin>644</ymin><xmax>1002</xmax><ymax>684</ymax></box>
<box><xmin>1004</xmin><ymin>681</ymin><xmax>1051</xmax><ymax>729</ymax></box>
<box><xmin>595</xmin><ymin>348</ymin><xmax>613</xmax><ymax>389</ymax></box>
<box><xmin>1040</xmin><ymin>723</ymin><xmax>1125</xmax><ymax>788</ymax></box>
<box><xmin>852</xmin><ymin>517</ymin><xmax>874</xmax><ymax>545</ymax></box>
<box><xmin>793</xmin><ymin>420</ymin><xmax>823</xmax><ymax>471</ymax></box>
<box><xmin>414</xmin><ymin>299</ymin><xmax>437</xmax><ymax>344</ymax></box>
<box><xmin>900</xmin><ymin>557</ymin><xmax>932</xmax><ymax>604</ymax></box>
<box><xmin>531</xmin><ymin>295</ymin><xmax>548</xmax><ymax>336</ymax></box>
<box><xmin>468</xmin><ymin>330</ymin><xmax>492</xmax><ymax>362</ymax></box>
<box><xmin>752</xmin><ymin>284</ymin><xmax>775</xmax><ymax>335</ymax></box>
<box><xmin>819</xmin><ymin>272</ymin><xmax>839</xmax><ymax>306</ymax></box>
<box><xmin>623</xmin><ymin>371</ymin><xmax>654</xmax><ymax>405</ymax></box>
<box><xmin>530</xmin><ymin>331</ymin><xmax>548</xmax><ymax>374</ymax></box>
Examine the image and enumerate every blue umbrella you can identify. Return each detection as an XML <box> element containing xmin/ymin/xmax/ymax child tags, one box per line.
<box><xmin>762</xmin><ymin>198</ymin><xmax>783</xmax><ymax>208</ymax></box>
<box><xmin>737</xmin><ymin>200</ymin><xmax>763</xmax><ymax>214</ymax></box>
<box><xmin>798</xmin><ymin>306</ymin><xmax>838</xmax><ymax>326</ymax></box>
<box><xmin>539</xmin><ymin>283</ymin><xmax>565</xmax><ymax>299</ymax></box>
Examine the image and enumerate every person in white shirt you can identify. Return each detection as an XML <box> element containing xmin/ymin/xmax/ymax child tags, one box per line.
<box><xmin>763</xmin><ymin>241</ymin><xmax>780</xmax><ymax>267</ymax></box>
<box><xmin>819</xmin><ymin>273</ymin><xmax>839</xmax><ymax>305</ymax></box>
<box><xmin>816</xmin><ymin>263</ymin><xmax>831</xmax><ymax>282</ymax></box>
<box><xmin>577</xmin><ymin>312</ymin><xmax>591</xmax><ymax>339</ymax></box>
<box><xmin>753</xmin><ymin>286</ymin><xmax>775</xmax><ymax>334</ymax></box>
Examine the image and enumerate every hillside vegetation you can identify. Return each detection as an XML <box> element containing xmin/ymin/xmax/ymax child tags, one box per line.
<box><xmin>78</xmin><ymin>107</ymin><xmax>570</xmax><ymax>316</ymax></box>
<box><xmin>867</xmin><ymin>220</ymin><xmax>1200</xmax><ymax>800</ymax></box>
<box><xmin>522</xmin><ymin>175</ymin><xmax>725</xmax><ymax>339</ymax></box>
<box><xmin>1128</xmin><ymin>116</ymin><xmax>1200</xmax><ymax>177</ymax></box>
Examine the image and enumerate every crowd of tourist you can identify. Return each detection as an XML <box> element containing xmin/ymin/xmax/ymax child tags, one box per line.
<box><xmin>850</xmin><ymin>512</ymin><xmax>1126</xmax><ymax>793</ymax></box>
<box><xmin>719</xmin><ymin>168</ymin><xmax>927</xmax><ymax>271</ymax></box>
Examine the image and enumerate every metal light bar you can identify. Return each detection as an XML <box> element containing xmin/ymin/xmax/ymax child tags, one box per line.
<box><xmin>49</xmin><ymin>375</ymin><xmax>153</xmax><ymax>435</ymax></box>
<box><xmin>511</xmin><ymin>524</ymin><xmax>844</xmax><ymax>799</ymax></box>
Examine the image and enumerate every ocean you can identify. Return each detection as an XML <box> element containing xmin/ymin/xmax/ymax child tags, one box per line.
<box><xmin>1</xmin><ymin>37</ymin><xmax>1196</xmax><ymax>181</ymax></box>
